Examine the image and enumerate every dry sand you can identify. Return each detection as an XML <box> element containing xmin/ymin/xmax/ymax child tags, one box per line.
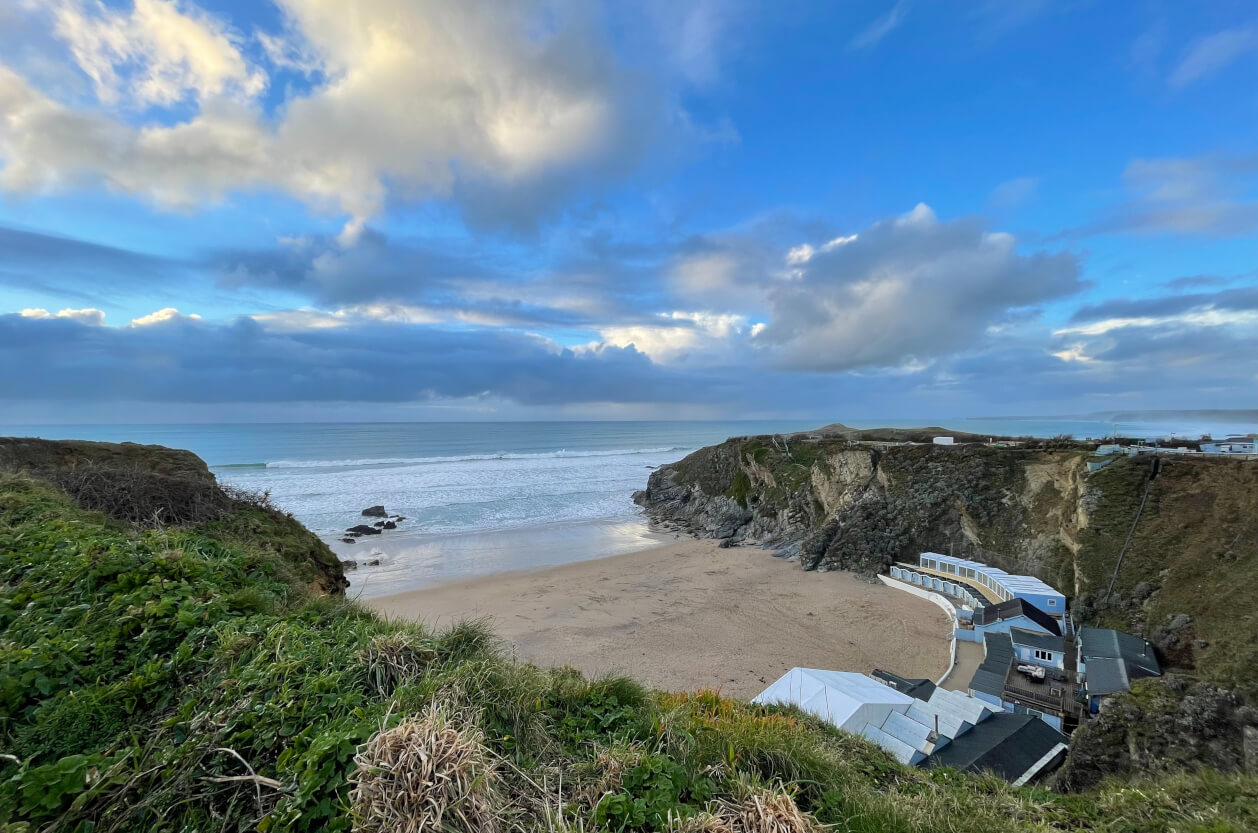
<box><xmin>367</xmin><ymin>538</ymin><xmax>952</xmax><ymax>698</ymax></box>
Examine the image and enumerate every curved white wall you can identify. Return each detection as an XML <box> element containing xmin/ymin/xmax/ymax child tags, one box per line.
<box><xmin>878</xmin><ymin>574</ymin><xmax>958</xmax><ymax>686</ymax></box>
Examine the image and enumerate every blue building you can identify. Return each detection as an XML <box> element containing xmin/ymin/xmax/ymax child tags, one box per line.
<box><xmin>968</xmin><ymin>632</ymin><xmax>1071</xmax><ymax>731</ymax></box>
<box><xmin>1200</xmin><ymin>436</ymin><xmax>1257</xmax><ymax>455</ymax></box>
<box><xmin>1077</xmin><ymin>628</ymin><xmax>1161</xmax><ymax>714</ymax></box>
<box><xmin>899</xmin><ymin>553</ymin><xmax>1067</xmax><ymax>619</ymax></box>
<box><xmin>957</xmin><ymin>598</ymin><xmax>1062</xmax><ymax>644</ymax></box>
<box><xmin>1010</xmin><ymin>628</ymin><xmax>1066</xmax><ymax>671</ymax></box>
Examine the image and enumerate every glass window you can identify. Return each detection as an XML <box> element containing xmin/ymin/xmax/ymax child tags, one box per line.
<box><xmin>1047</xmin><ymin>599</ymin><xmax>1056</xmax><ymax>607</ymax></box>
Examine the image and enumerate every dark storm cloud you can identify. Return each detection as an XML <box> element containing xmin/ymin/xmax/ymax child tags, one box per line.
<box><xmin>0</xmin><ymin>313</ymin><xmax>721</xmax><ymax>405</ymax></box>
<box><xmin>1068</xmin><ymin>284</ymin><xmax>1258</xmax><ymax>322</ymax></box>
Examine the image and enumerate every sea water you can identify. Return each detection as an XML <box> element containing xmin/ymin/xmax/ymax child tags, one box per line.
<box><xmin>3</xmin><ymin>421</ymin><xmax>815</xmax><ymax>537</ymax></box>
<box><xmin>8</xmin><ymin>417</ymin><xmax>1251</xmax><ymax>538</ymax></box>
<box><xmin>9</xmin><ymin>417</ymin><xmax>1252</xmax><ymax>594</ymax></box>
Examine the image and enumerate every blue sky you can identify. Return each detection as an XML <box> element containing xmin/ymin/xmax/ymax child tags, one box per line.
<box><xmin>1</xmin><ymin>0</ymin><xmax>1255</xmax><ymax>421</ymax></box>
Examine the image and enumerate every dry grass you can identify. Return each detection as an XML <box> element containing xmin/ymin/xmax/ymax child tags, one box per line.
<box><xmin>671</xmin><ymin>785</ymin><xmax>819</xmax><ymax>833</ymax></box>
<box><xmin>359</xmin><ymin>631</ymin><xmax>438</xmax><ymax>694</ymax></box>
<box><xmin>349</xmin><ymin>705</ymin><xmax>501</xmax><ymax>833</ymax></box>
<box><xmin>575</xmin><ymin>745</ymin><xmax>644</xmax><ymax>808</ymax></box>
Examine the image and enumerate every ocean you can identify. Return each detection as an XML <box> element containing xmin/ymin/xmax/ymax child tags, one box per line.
<box><xmin>8</xmin><ymin>417</ymin><xmax>1252</xmax><ymax>595</ymax></box>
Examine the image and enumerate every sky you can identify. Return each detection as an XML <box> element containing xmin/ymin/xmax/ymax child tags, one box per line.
<box><xmin>0</xmin><ymin>0</ymin><xmax>1256</xmax><ymax>422</ymax></box>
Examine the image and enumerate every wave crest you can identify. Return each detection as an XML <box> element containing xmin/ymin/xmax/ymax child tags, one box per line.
<box><xmin>257</xmin><ymin>446</ymin><xmax>691</xmax><ymax>469</ymax></box>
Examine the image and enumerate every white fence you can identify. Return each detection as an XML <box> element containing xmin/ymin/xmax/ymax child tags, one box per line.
<box><xmin>877</xmin><ymin>574</ymin><xmax>958</xmax><ymax>686</ymax></box>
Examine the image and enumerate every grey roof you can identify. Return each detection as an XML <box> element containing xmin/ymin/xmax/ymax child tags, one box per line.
<box><xmin>924</xmin><ymin>713</ymin><xmax>1068</xmax><ymax>783</ymax></box>
<box><xmin>973</xmin><ymin>598</ymin><xmax>1062</xmax><ymax>636</ymax></box>
<box><xmin>861</xmin><ymin>722</ymin><xmax>925</xmax><ymax>765</ymax></box>
<box><xmin>1078</xmin><ymin>627</ymin><xmax>1161</xmax><ymax>678</ymax></box>
<box><xmin>968</xmin><ymin>632</ymin><xmax>1014</xmax><ymax>699</ymax></box>
<box><xmin>906</xmin><ymin>700</ymin><xmax>968</xmax><ymax>740</ymax></box>
<box><xmin>871</xmin><ymin>669</ymin><xmax>937</xmax><ymax>702</ymax></box>
<box><xmin>1009</xmin><ymin>628</ymin><xmax>1065</xmax><ymax>653</ymax></box>
<box><xmin>1084</xmin><ymin>656</ymin><xmax>1130</xmax><ymax>696</ymax></box>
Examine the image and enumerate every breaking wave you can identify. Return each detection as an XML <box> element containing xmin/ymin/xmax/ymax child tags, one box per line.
<box><xmin>254</xmin><ymin>446</ymin><xmax>690</xmax><ymax>469</ymax></box>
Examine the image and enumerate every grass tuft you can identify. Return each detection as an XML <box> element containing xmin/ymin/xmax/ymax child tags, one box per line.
<box><xmin>349</xmin><ymin>705</ymin><xmax>501</xmax><ymax>833</ymax></box>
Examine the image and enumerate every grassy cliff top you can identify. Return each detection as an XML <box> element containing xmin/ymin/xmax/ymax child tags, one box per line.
<box><xmin>2</xmin><ymin>467</ymin><xmax>1257</xmax><ymax>831</ymax></box>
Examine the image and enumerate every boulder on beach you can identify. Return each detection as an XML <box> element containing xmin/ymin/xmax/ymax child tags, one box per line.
<box><xmin>373</xmin><ymin>521</ymin><xmax>386</xmax><ymax>528</ymax></box>
<box><xmin>361</xmin><ymin>505</ymin><xmax>387</xmax><ymax>517</ymax></box>
<box><xmin>340</xmin><ymin>560</ymin><xmax>358</xmax><ymax>570</ymax></box>
<box><xmin>382</xmin><ymin>520</ymin><xmax>397</xmax><ymax>529</ymax></box>
<box><xmin>346</xmin><ymin>524</ymin><xmax>382</xmax><ymax>536</ymax></box>
<box><xmin>340</xmin><ymin>537</ymin><xmax>356</xmax><ymax>544</ymax></box>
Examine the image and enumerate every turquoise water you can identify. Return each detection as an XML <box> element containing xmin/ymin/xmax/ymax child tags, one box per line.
<box><xmin>7</xmin><ymin>417</ymin><xmax>1251</xmax><ymax>540</ymax></box>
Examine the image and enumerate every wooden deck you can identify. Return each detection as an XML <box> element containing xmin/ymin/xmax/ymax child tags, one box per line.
<box><xmin>902</xmin><ymin>563</ymin><xmax>1005</xmax><ymax>605</ymax></box>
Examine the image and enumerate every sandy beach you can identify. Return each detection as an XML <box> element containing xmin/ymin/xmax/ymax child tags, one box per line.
<box><xmin>367</xmin><ymin>538</ymin><xmax>952</xmax><ymax>698</ymax></box>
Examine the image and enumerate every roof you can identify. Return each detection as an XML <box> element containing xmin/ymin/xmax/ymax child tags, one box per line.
<box><xmin>973</xmin><ymin>598</ymin><xmax>1062</xmax><ymax>636</ymax></box>
<box><xmin>969</xmin><ymin>632</ymin><xmax>1014</xmax><ymax>699</ymax></box>
<box><xmin>860</xmin><ymin>723</ymin><xmax>925</xmax><ymax>765</ymax></box>
<box><xmin>920</xmin><ymin>553</ymin><xmax>1064</xmax><ymax>600</ymax></box>
<box><xmin>752</xmin><ymin>668</ymin><xmax>913</xmax><ymax>728</ymax></box>
<box><xmin>924</xmin><ymin>713</ymin><xmax>1068</xmax><ymax>784</ymax></box>
<box><xmin>1078</xmin><ymin>627</ymin><xmax>1161</xmax><ymax>678</ymax></box>
<box><xmin>871</xmin><ymin>669</ymin><xmax>937</xmax><ymax>701</ymax></box>
<box><xmin>1009</xmin><ymin>627</ymin><xmax>1065</xmax><ymax>653</ymax></box>
<box><xmin>1084</xmin><ymin>656</ymin><xmax>1130</xmax><ymax>696</ymax></box>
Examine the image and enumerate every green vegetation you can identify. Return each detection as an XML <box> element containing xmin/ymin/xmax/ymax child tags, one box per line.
<box><xmin>1074</xmin><ymin>456</ymin><xmax>1258</xmax><ymax>698</ymax></box>
<box><xmin>4</xmin><ymin>471</ymin><xmax>1258</xmax><ymax>831</ymax></box>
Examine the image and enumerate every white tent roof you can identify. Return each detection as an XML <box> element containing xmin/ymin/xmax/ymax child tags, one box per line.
<box><xmin>752</xmin><ymin>668</ymin><xmax>914</xmax><ymax>732</ymax></box>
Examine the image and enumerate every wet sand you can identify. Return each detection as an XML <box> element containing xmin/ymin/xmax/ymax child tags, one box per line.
<box><xmin>367</xmin><ymin>538</ymin><xmax>953</xmax><ymax>698</ymax></box>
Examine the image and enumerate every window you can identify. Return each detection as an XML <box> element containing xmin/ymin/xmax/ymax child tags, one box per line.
<box><xmin>1034</xmin><ymin>649</ymin><xmax>1054</xmax><ymax>662</ymax></box>
<box><xmin>1047</xmin><ymin>599</ymin><xmax>1057</xmax><ymax>607</ymax></box>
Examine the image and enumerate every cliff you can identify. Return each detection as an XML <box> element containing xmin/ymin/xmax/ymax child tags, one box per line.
<box><xmin>1054</xmin><ymin>675</ymin><xmax>1258</xmax><ymax>792</ymax></box>
<box><xmin>0</xmin><ymin>436</ymin><xmax>347</xmax><ymax>595</ymax></box>
<box><xmin>636</xmin><ymin>434</ymin><xmax>1258</xmax><ymax>697</ymax></box>
<box><xmin>4</xmin><ymin>447</ymin><xmax>1257</xmax><ymax>831</ymax></box>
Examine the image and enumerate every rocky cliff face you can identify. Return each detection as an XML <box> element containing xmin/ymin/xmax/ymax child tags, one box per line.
<box><xmin>636</xmin><ymin>437</ymin><xmax>1087</xmax><ymax>583</ymax></box>
<box><xmin>636</xmin><ymin>434</ymin><xmax>1258</xmax><ymax>696</ymax></box>
<box><xmin>1055</xmin><ymin>675</ymin><xmax>1258</xmax><ymax>791</ymax></box>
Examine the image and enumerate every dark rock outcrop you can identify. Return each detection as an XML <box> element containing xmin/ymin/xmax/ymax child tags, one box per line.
<box><xmin>635</xmin><ymin>436</ymin><xmax>1083</xmax><ymax>577</ymax></box>
<box><xmin>362</xmin><ymin>505</ymin><xmax>388</xmax><ymax>517</ymax></box>
<box><xmin>1055</xmin><ymin>676</ymin><xmax>1258</xmax><ymax>791</ymax></box>
<box><xmin>346</xmin><ymin>524</ymin><xmax>382</xmax><ymax>536</ymax></box>
<box><xmin>382</xmin><ymin>520</ymin><xmax>397</xmax><ymax>529</ymax></box>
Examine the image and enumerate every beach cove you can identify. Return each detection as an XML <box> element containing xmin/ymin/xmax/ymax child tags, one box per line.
<box><xmin>366</xmin><ymin>538</ymin><xmax>952</xmax><ymax>698</ymax></box>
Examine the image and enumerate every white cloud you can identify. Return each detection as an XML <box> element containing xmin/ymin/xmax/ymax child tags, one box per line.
<box><xmin>754</xmin><ymin>204</ymin><xmax>1083</xmax><ymax>371</ymax></box>
<box><xmin>51</xmin><ymin>0</ymin><xmax>266</xmax><ymax>106</ymax></box>
<box><xmin>990</xmin><ymin>176</ymin><xmax>1039</xmax><ymax>208</ymax></box>
<box><xmin>596</xmin><ymin>310</ymin><xmax>752</xmax><ymax>362</ymax></box>
<box><xmin>20</xmin><ymin>306</ymin><xmax>105</xmax><ymax>325</ymax></box>
<box><xmin>1169</xmin><ymin>26</ymin><xmax>1257</xmax><ymax>88</ymax></box>
<box><xmin>850</xmin><ymin>0</ymin><xmax>910</xmax><ymax>50</ymax></box>
<box><xmin>0</xmin><ymin>0</ymin><xmax>694</xmax><ymax>236</ymax></box>
<box><xmin>130</xmin><ymin>307</ymin><xmax>200</xmax><ymax>326</ymax></box>
<box><xmin>1054</xmin><ymin>309</ymin><xmax>1258</xmax><ymax>338</ymax></box>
